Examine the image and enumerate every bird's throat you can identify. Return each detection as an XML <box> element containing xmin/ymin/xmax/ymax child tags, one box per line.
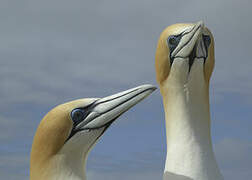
<box><xmin>30</xmin><ymin>146</ymin><xmax>88</xmax><ymax>180</ymax></box>
<box><xmin>49</xmin><ymin>150</ymin><xmax>88</xmax><ymax>180</ymax></box>
<box><xmin>161</xmin><ymin>65</ymin><xmax>223</xmax><ymax>180</ymax></box>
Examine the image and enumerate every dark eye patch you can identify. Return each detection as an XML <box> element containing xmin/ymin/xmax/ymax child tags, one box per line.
<box><xmin>70</xmin><ymin>101</ymin><xmax>97</xmax><ymax>127</ymax></box>
<box><xmin>167</xmin><ymin>34</ymin><xmax>182</xmax><ymax>65</ymax></box>
<box><xmin>71</xmin><ymin>109</ymin><xmax>86</xmax><ymax>126</ymax></box>
<box><xmin>66</xmin><ymin>102</ymin><xmax>97</xmax><ymax>142</ymax></box>
<box><xmin>202</xmin><ymin>34</ymin><xmax>211</xmax><ymax>49</ymax></box>
<box><xmin>167</xmin><ymin>34</ymin><xmax>182</xmax><ymax>52</ymax></box>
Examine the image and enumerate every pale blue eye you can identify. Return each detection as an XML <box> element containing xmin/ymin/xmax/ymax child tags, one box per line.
<box><xmin>168</xmin><ymin>36</ymin><xmax>178</xmax><ymax>46</ymax></box>
<box><xmin>167</xmin><ymin>35</ymin><xmax>182</xmax><ymax>52</ymax></box>
<box><xmin>71</xmin><ymin>109</ymin><xmax>85</xmax><ymax>125</ymax></box>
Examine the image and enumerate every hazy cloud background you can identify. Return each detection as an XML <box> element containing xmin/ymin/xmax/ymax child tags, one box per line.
<box><xmin>1</xmin><ymin>0</ymin><xmax>251</xmax><ymax>179</ymax></box>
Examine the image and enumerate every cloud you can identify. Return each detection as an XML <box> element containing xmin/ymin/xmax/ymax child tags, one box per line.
<box><xmin>86</xmin><ymin>146</ymin><xmax>164</xmax><ymax>180</ymax></box>
<box><xmin>87</xmin><ymin>170</ymin><xmax>162</xmax><ymax>180</ymax></box>
<box><xmin>215</xmin><ymin>138</ymin><xmax>252</xmax><ymax>180</ymax></box>
<box><xmin>1</xmin><ymin>0</ymin><xmax>252</xmax><ymax>107</ymax></box>
<box><xmin>1</xmin><ymin>0</ymin><xmax>252</xmax><ymax>179</ymax></box>
<box><xmin>0</xmin><ymin>152</ymin><xmax>29</xmax><ymax>180</ymax></box>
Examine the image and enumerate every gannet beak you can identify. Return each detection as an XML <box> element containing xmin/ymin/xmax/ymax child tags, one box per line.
<box><xmin>168</xmin><ymin>21</ymin><xmax>212</xmax><ymax>73</ymax></box>
<box><xmin>171</xmin><ymin>21</ymin><xmax>204</xmax><ymax>58</ymax></box>
<box><xmin>67</xmin><ymin>84</ymin><xmax>156</xmax><ymax>140</ymax></box>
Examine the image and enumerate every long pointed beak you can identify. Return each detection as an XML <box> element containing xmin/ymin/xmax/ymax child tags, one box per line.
<box><xmin>76</xmin><ymin>84</ymin><xmax>156</xmax><ymax>130</ymax></box>
<box><xmin>172</xmin><ymin>21</ymin><xmax>204</xmax><ymax>58</ymax></box>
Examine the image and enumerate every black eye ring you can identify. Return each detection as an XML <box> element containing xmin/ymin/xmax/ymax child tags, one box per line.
<box><xmin>167</xmin><ymin>35</ymin><xmax>181</xmax><ymax>47</ymax></box>
<box><xmin>71</xmin><ymin>109</ymin><xmax>85</xmax><ymax>125</ymax></box>
<box><xmin>167</xmin><ymin>34</ymin><xmax>182</xmax><ymax>55</ymax></box>
<box><xmin>167</xmin><ymin>34</ymin><xmax>182</xmax><ymax>66</ymax></box>
<box><xmin>168</xmin><ymin>36</ymin><xmax>178</xmax><ymax>46</ymax></box>
<box><xmin>203</xmin><ymin>34</ymin><xmax>211</xmax><ymax>48</ymax></box>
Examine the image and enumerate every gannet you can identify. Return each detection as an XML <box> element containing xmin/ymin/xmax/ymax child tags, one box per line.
<box><xmin>155</xmin><ymin>21</ymin><xmax>224</xmax><ymax>180</ymax></box>
<box><xmin>30</xmin><ymin>84</ymin><xmax>156</xmax><ymax>180</ymax></box>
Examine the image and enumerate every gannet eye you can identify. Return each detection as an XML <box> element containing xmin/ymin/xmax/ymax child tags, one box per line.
<box><xmin>203</xmin><ymin>34</ymin><xmax>211</xmax><ymax>48</ymax></box>
<box><xmin>168</xmin><ymin>36</ymin><xmax>177</xmax><ymax>45</ymax></box>
<box><xmin>71</xmin><ymin>109</ymin><xmax>85</xmax><ymax>125</ymax></box>
<box><xmin>167</xmin><ymin>35</ymin><xmax>181</xmax><ymax>52</ymax></box>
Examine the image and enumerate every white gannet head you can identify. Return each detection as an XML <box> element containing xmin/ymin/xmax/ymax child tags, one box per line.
<box><xmin>155</xmin><ymin>21</ymin><xmax>215</xmax><ymax>96</ymax></box>
<box><xmin>30</xmin><ymin>84</ymin><xmax>156</xmax><ymax>180</ymax></box>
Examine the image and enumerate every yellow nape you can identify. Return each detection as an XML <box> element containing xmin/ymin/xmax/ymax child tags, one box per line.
<box><xmin>30</xmin><ymin>99</ymin><xmax>93</xmax><ymax>180</ymax></box>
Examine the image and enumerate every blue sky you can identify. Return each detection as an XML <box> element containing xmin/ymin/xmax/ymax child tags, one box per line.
<box><xmin>1</xmin><ymin>0</ymin><xmax>252</xmax><ymax>179</ymax></box>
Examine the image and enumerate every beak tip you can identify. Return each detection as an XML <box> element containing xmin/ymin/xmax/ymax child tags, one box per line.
<box><xmin>152</xmin><ymin>86</ymin><xmax>158</xmax><ymax>91</ymax></box>
<box><xmin>140</xmin><ymin>84</ymin><xmax>158</xmax><ymax>92</ymax></box>
<box><xmin>196</xmin><ymin>20</ymin><xmax>204</xmax><ymax>28</ymax></box>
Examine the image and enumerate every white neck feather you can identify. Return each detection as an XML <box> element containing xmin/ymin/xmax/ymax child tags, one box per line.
<box><xmin>49</xmin><ymin>148</ymin><xmax>88</xmax><ymax>180</ymax></box>
<box><xmin>47</xmin><ymin>132</ymin><xmax>100</xmax><ymax>180</ymax></box>
<box><xmin>162</xmin><ymin>60</ymin><xmax>223</xmax><ymax>180</ymax></box>
<box><xmin>46</xmin><ymin>128</ymin><xmax>105</xmax><ymax>180</ymax></box>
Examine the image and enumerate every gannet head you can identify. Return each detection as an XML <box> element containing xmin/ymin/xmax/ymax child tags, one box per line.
<box><xmin>30</xmin><ymin>84</ymin><xmax>156</xmax><ymax>180</ymax></box>
<box><xmin>155</xmin><ymin>22</ymin><xmax>224</xmax><ymax>180</ymax></box>
<box><xmin>155</xmin><ymin>21</ymin><xmax>214</xmax><ymax>96</ymax></box>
